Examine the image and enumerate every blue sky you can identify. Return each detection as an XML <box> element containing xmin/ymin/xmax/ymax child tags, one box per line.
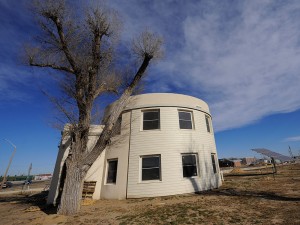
<box><xmin>1</xmin><ymin>0</ymin><xmax>300</xmax><ymax>175</ymax></box>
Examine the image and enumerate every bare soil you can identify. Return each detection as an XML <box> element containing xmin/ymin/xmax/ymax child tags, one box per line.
<box><xmin>0</xmin><ymin>163</ymin><xmax>299</xmax><ymax>225</ymax></box>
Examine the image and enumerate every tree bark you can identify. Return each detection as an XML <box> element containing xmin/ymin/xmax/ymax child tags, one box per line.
<box><xmin>58</xmin><ymin>158</ymin><xmax>85</xmax><ymax>215</ymax></box>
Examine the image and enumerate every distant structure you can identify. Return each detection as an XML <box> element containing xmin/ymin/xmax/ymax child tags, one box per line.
<box><xmin>48</xmin><ymin>93</ymin><xmax>222</xmax><ymax>205</ymax></box>
<box><xmin>218</xmin><ymin>159</ymin><xmax>234</xmax><ymax>167</ymax></box>
<box><xmin>241</xmin><ymin>157</ymin><xmax>257</xmax><ymax>165</ymax></box>
<box><xmin>252</xmin><ymin>148</ymin><xmax>292</xmax><ymax>163</ymax></box>
<box><xmin>34</xmin><ymin>174</ymin><xmax>52</xmax><ymax>181</ymax></box>
<box><xmin>219</xmin><ymin>157</ymin><xmax>257</xmax><ymax>168</ymax></box>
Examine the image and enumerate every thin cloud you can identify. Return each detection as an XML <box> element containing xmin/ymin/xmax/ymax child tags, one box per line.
<box><xmin>3</xmin><ymin>0</ymin><xmax>300</xmax><ymax>133</ymax></box>
<box><xmin>172</xmin><ymin>1</ymin><xmax>300</xmax><ymax>131</ymax></box>
<box><xmin>0</xmin><ymin>66</ymin><xmax>32</xmax><ymax>103</ymax></box>
<box><xmin>283</xmin><ymin>136</ymin><xmax>300</xmax><ymax>142</ymax></box>
<box><xmin>112</xmin><ymin>0</ymin><xmax>300</xmax><ymax>132</ymax></box>
<box><xmin>0</xmin><ymin>0</ymin><xmax>37</xmax><ymax>103</ymax></box>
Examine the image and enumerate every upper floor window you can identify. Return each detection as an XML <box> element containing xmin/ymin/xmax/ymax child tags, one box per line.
<box><xmin>141</xmin><ymin>155</ymin><xmax>161</xmax><ymax>181</ymax></box>
<box><xmin>106</xmin><ymin>159</ymin><xmax>118</xmax><ymax>184</ymax></box>
<box><xmin>143</xmin><ymin>110</ymin><xmax>160</xmax><ymax>130</ymax></box>
<box><xmin>205</xmin><ymin>115</ymin><xmax>211</xmax><ymax>133</ymax></box>
<box><xmin>178</xmin><ymin>111</ymin><xmax>193</xmax><ymax>129</ymax></box>
<box><xmin>182</xmin><ymin>153</ymin><xmax>199</xmax><ymax>177</ymax></box>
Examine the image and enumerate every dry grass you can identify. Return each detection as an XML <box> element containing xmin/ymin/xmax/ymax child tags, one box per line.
<box><xmin>0</xmin><ymin>163</ymin><xmax>299</xmax><ymax>225</ymax></box>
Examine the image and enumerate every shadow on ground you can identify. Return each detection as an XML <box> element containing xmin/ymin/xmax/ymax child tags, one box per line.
<box><xmin>0</xmin><ymin>191</ymin><xmax>58</xmax><ymax>215</ymax></box>
<box><xmin>198</xmin><ymin>188</ymin><xmax>300</xmax><ymax>202</ymax></box>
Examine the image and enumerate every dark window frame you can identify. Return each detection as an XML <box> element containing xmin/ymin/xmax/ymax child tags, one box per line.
<box><xmin>178</xmin><ymin>110</ymin><xmax>194</xmax><ymax>129</ymax></box>
<box><xmin>143</xmin><ymin>109</ymin><xmax>160</xmax><ymax>130</ymax></box>
<box><xmin>205</xmin><ymin>115</ymin><xmax>211</xmax><ymax>133</ymax></box>
<box><xmin>211</xmin><ymin>154</ymin><xmax>217</xmax><ymax>174</ymax></box>
<box><xmin>141</xmin><ymin>155</ymin><xmax>161</xmax><ymax>181</ymax></box>
<box><xmin>181</xmin><ymin>153</ymin><xmax>199</xmax><ymax>177</ymax></box>
<box><xmin>106</xmin><ymin>159</ymin><xmax>118</xmax><ymax>184</ymax></box>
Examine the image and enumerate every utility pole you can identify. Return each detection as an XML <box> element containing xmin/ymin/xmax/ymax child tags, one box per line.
<box><xmin>23</xmin><ymin>163</ymin><xmax>32</xmax><ymax>191</ymax></box>
<box><xmin>1</xmin><ymin>139</ymin><xmax>16</xmax><ymax>190</ymax></box>
<box><xmin>288</xmin><ymin>146</ymin><xmax>294</xmax><ymax>159</ymax></box>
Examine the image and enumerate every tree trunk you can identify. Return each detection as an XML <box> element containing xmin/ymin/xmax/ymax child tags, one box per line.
<box><xmin>58</xmin><ymin>160</ymin><xmax>85</xmax><ymax>215</ymax></box>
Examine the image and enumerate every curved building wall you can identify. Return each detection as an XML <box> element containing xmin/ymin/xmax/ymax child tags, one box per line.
<box><xmin>102</xmin><ymin>93</ymin><xmax>221</xmax><ymax>199</ymax></box>
<box><xmin>124</xmin><ymin>94</ymin><xmax>220</xmax><ymax>198</ymax></box>
<box><xmin>48</xmin><ymin>93</ymin><xmax>221</xmax><ymax>203</ymax></box>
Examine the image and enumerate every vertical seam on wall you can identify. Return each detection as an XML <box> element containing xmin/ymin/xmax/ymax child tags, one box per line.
<box><xmin>125</xmin><ymin>110</ymin><xmax>133</xmax><ymax>199</ymax></box>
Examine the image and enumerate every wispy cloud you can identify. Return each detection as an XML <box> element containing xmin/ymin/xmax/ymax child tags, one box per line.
<box><xmin>0</xmin><ymin>65</ymin><xmax>33</xmax><ymax>103</ymax></box>
<box><xmin>2</xmin><ymin>0</ymin><xmax>300</xmax><ymax>132</ymax></box>
<box><xmin>0</xmin><ymin>0</ymin><xmax>38</xmax><ymax>103</ymax></box>
<box><xmin>112</xmin><ymin>0</ymin><xmax>300</xmax><ymax>132</ymax></box>
<box><xmin>283</xmin><ymin>136</ymin><xmax>300</xmax><ymax>142</ymax></box>
<box><xmin>177</xmin><ymin>1</ymin><xmax>300</xmax><ymax>131</ymax></box>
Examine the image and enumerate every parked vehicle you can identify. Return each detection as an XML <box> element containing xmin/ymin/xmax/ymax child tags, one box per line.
<box><xmin>23</xmin><ymin>180</ymin><xmax>32</xmax><ymax>185</ymax></box>
<box><xmin>0</xmin><ymin>181</ymin><xmax>13</xmax><ymax>188</ymax></box>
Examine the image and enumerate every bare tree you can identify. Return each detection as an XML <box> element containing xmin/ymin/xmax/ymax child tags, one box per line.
<box><xmin>26</xmin><ymin>0</ymin><xmax>163</xmax><ymax>215</ymax></box>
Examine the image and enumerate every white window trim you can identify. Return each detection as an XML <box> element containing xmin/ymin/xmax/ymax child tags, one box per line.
<box><xmin>178</xmin><ymin>110</ymin><xmax>194</xmax><ymax>130</ymax></box>
<box><xmin>141</xmin><ymin>109</ymin><xmax>161</xmax><ymax>131</ymax></box>
<box><xmin>139</xmin><ymin>154</ymin><xmax>161</xmax><ymax>183</ymax></box>
<box><xmin>181</xmin><ymin>153</ymin><xmax>200</xmax><ymax>178</ymax></box>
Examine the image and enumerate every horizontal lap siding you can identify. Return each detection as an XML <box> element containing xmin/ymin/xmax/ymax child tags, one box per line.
<box><xmin>127</xmin><ymin>107</ymin><xmax>221</xmax><ymax>198</ymax></box>
<box><xmin>100</xmin><ymin>112</ymin><xmax>131</xmax><ymax>200</ymax></box>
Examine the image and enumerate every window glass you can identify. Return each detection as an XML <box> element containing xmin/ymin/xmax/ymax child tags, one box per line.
<box><xmin>182</xmin><ymin>154</ymin><xmax>198</xmax><ymax>177</ymax></box>
<box><xmin>205</xmin><ymin>115</ymin><xmax>211</xmax><ymax>133</ymax></box>
<box><xmin>211</xmin><ymin>154</ymin><xmax>217</xmax><ymax>174</ymax></box>
<box><xmin>178</xmin><ymin>111</ymin><xmax>193</xmax><ymax>129</ymax></box>
<box><xmin>107</xmin><ymin>160</ymin><xmax>118</xmax><ymax>183</ymax></box>
<box><xmin>143</xmin><ymin>110</ymin><xmax>160</xmax><ymax>130</ymax></box>
<box><xmin>141</xmin><ymin>155</ymin><xmax>161</xmax><ymax>181</ymax></box>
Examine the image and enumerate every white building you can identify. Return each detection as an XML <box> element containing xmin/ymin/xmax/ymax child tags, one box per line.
<box><xmin>34</xmin><ymin>173</ymin><xmax>52</xmax><ymax>181</ymax></box>
<box><xmin>47</xmin><ymin>93</ymin><xmax>222</xmax><ymax>204</ymax></box>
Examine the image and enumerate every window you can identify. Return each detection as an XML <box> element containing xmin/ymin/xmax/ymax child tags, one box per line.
<box><xmin>106</xmin><ymin>159</ymin><xmax>118</xmax><ymax>184</ymax></box>
<box><xmin>205</xmin><ymin>115</ymin><xmax>211</xmax><ymax>133</ymax></box>
<box><xmin>182</xmin><ymin>154</ymin><xmax>198</xmax><ymax>177</ymax></box>
<box><xmin>143</xmin><ymin>110</ymin><xmax>160</xmax><ymax>130</ymax></box>
<box><xmin>141</xmin><ymin>155</ymin><xmax>161</xmax><ymax>181</ymax></box>
<box><xmin>178</xmin><ymin>111</ymin><xmax>193</xmax><ymax>129</ymax></box>
<box><xmin>211</xmin><ymin>154</ymin><xmax>217</xmax><ymax>174</ymax></box>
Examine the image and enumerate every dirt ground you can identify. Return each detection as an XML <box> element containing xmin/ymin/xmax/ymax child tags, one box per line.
<box><xmin>0</xmin><ymin>163</ymin><xmax>299</xmax><ymax>225</ymax></box>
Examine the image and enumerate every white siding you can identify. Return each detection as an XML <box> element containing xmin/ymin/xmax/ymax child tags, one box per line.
<box><xmin>100</xmin><ymin>112</ymin><xmax>131</xmax><ymax>199</ymax></box>
<box><xmin>127</xmin><ymin>106</ymin><xmax>221</xmax><ymax>198</ymax></box>
<box><xmin>49</xmin><ymin>93</ymin><xmax>222</xmax><ymax>202</ymax></box>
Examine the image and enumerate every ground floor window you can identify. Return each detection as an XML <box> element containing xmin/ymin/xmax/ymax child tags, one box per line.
<box><xmin>182</xmin><ymin>153</ymin><xmax>199</xmax><ymax>177</ymax></box>
<box><xmin>141</xmin><ymin>155</ymin><xmax>161</xmax><ymax>181</ymax></box>
<box><xmin>211</xmin><ymin>154</ymin><xmax>217</xmax><ymax>174</ymax></box>
<box><xmin>106</xmin><ymin>159</ymin><xmax>118</xmax><ymax>184</ymax></box>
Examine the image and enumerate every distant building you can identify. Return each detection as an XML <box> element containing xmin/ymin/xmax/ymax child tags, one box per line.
<box><xmin>219</xmin><ymin>159</ymin><xmax>234</xmax><ymax>167</ymax></box>
<box><xmin>231</xmin><ymin>160</ymin><xmax>242</xmax><ymax>167</ymax></box>
<box><xmin>34</xmin><ymin>174</ymin><xmax>52</xmax><ymax>180</ymax></box>
<box><xmin>219</xmin><ymin>158</ymin><xmax>242</xmax><ymax>167</ymax></box>
<box><xmin>241</xmin><ymin>157</ymin><xmax>257</xmax><ymax>165</ymax></box>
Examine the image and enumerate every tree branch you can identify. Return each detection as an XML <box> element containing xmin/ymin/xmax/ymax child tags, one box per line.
<box><xmin>29</xmin><ymin>61</ymin><xmax>74</xmax><ymax>74</ymax></box>
<box><xmin>50</xmin><ymin>16</ymin><xmax>79</xmax><ymax>74</ymax></box>
<box><xmin>81</xmin><ymin>54</ymin><xmax>152</xmax><ymax>169</ymax></box>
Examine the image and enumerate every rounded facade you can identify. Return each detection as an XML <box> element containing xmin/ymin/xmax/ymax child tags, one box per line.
<box><xmin>101</xmin><ymin>93</ymin><xmax>222</xmax><ymax>199</ymax></box>
<box><xmin>48</xmin><ymin>93</ymin><xmax>222</xmax><ymax>204</ymax></box>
